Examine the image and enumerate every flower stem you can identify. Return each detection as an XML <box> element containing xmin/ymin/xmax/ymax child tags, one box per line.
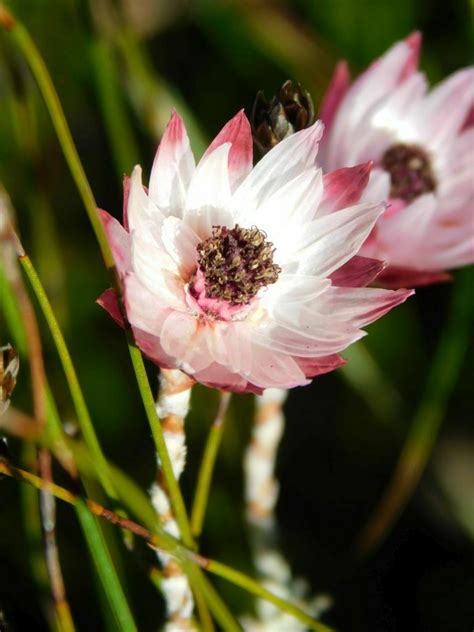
<box><xmin>191</xmin><ymin>391</ymin><xmax>231</xmax><ymax>537</ymax></box>
<box><xmin>1</xmin><ymin>460</ymin><xmax>333</xmax><ymax>632</ymax></box>
<box><xmin>2</xmin><ymin>8</ymin><xmax>193</xmax><ymax>546</ymax></box>
<box><xmin>19</xmin><ymin>254</ymin><xmax>118</xmax><ymax>501</ymax></box>
<box><xmin>127</xmin><ymin>343</ymin><xmax>194</xmax><ymax>548</ymax></box>
<box><xmin>189</xmin><ymin>569</ymin><xmax>241</xmax><ymax>632</ymax></box>
<box><xmin>75</xmin><ymin>501</ymin><xmax>137</xmax><ymax>632</ymax></box>
<box><xmin>195</xmin><ymin>558</ymin><xmax>334</xmax><ymax>632</ymax></box>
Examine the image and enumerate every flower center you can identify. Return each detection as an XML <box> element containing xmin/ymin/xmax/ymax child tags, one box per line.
<box><xmin>196</xmin><ymin>224</ymin><xmax>281</xmax><ymax>305</ymax></box>
<box><xmin>381</xmin><ymin>143</ymin><xmax>436</xmax><ymax>202</ymax></box>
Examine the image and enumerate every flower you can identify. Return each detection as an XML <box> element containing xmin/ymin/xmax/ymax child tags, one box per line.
<box><xmin>319</xmin><ymin>33</ymin><xmax>474</xmax><ymax>287</ymax></box>
<box><xmin>98</xmin><ymin>110</ymin><xmax>412</xmax><ymax>393</ymax></box>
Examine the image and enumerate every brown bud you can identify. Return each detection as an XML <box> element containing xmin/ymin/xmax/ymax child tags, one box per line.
<box><xmin>0</xmin><ymin>345</ymin><xmax>19</xmax><ymax>417</ymax></box>
<box><xmin>251</xmin><ymin>80</ymin><xmax>315</xmax><ymax>157</ymax></box>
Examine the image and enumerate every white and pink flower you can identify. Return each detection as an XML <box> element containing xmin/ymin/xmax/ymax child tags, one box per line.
<box><xmin>319</xmin><ymin>33</ymin><xmax>474</xmax><ymax>287</ymax></box>
<box><xmin>98</xmin><ymin>111</ymin><xmax>412</xmax><ymax>393</ymax></box>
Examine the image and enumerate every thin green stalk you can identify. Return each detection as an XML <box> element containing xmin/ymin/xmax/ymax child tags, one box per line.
<box><xmin>75</xmin><ymin>501</ymin><xmax>137</xmax><ymax>632</ymax></box>
<box><xmin>193</xmin><ymin>571</ymin><xmax>242</xmax><ymax>632</ymax></box>
<box><xmin>2</xmin><ymin>460</ymin><xmax>333</xmax><ymax>632</ymax></box>
<box><xmin>184</xmin><ymin>563</ymin><xmax>215</xmax><ymax>632</ymax></box>
<box><xmin>126</xmin><ymin>341</ymin><xmax>194</xmax><ymax>548</ymax></box>
<box><xmin>2</xmin><ymin>9</ymin><xmax>192</xmax><ymax>545</ymax></box>
<box><xmin>1</xmin><ymin>10</ymin><xmax>115</xmax><ymax>273</ymax></box>
<box><xmin>90</xmin><ymin>37</ymin><xmax>140</xmax><ymax>178</ymax></box>
<box><xmin>19</xmin><ymin>253</ymin><xmax>118</xmax><ymax>500</ymax></box>
<box><xmin>199</xmin><ymin>558</ymin><xmax>334</xmax><ymax>632</ymax></box>
<box><xmin>191</xmin><ymin>392</ymin><xmax>232</xmax><ymax>537</ymax></box>
<box><xmin>357</xmin><ymin>268</ymin><xmax>474</xmax><ymax>555</ymax></box>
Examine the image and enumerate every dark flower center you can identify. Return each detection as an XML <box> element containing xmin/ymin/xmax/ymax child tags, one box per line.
<box><xmin>196</xmin><ymin>225</ymin><xmax>281</xmax><ymax>305</ymax></box>
<box><xmin>381</xmin><ymin>143</ymin><xmax>436</xmax><ymax>202</ymax></box>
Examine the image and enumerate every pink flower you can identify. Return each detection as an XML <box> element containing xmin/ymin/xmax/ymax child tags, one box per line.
<box><xmin>98</xmin><ymin>111</ymin><xmax>412</xmax><ymax>393</ymax></box>
<box><xmin>319</xmin><ymin>33</ymin><xmax>474</xmax><ymax>287</ymax></box>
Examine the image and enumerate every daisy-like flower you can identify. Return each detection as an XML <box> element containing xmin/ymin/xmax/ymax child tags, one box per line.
<box><xmin>98</xmin><ymin>111</ymin><xmax>412</xmax><ymax>393</ymax></box>
<box><xmin>319</xmin><ymin>33</ymin><xmax>474</xmax><ymax>287</ymax></box>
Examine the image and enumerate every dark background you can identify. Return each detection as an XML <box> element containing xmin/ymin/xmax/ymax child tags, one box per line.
<box><xmin>0</xmin><ymin>1</ymin><xmax>473</xmax><ymax>630</ymax></box>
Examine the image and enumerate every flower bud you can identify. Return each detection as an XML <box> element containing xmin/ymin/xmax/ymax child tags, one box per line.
<box><xmin>0</xmin><ymin>345</ymin><xmax>19</xmax><ymax>417</ymax></box>
<box><xmin>251</xmin><ymin>80</ymin><xmax>315</xmax><ymax>156</ymax></box>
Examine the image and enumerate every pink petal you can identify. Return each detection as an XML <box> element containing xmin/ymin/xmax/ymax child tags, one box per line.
<box><xmin>193</xmin><ymin>362</ymin><xmax>263</xmax><ymax>395</ymax></box>
<box><xmin>148</xmin><ymin>110</ymin><xmax>195</xmax><ymax>217</ymax></box>
<box><xmin>295</xmin><ymin>353</ymin><xmax>346</xmax><ymax>378</ymax></box>
<box><xmin>318</xmin><ymin>286</ymin><xmax>414</xmax><ymax>328</ymax></box>
<box><xmin>375</xmin><ymin>193</ymin><xmax>437</xmax><ymax>267</ymax></box>
<box><xmin>376</xmin><ymin>267</ymin><xmax>452</xmax><ymax>289</ymax></box>
<box><xmin>124</xmin><ymin>273</ymin><xmax>175</xmax><ymax>336</ymax></box>
<box><xmin>320</xmin><ymin>162</ymin><xmax>372</xmax><ymax>214</ymax></box>
<box><xmin>253</xmin><ymin>313</ymin><xmax>364</xmax><ymax>358</ymax></box>
<box><xmin>122</xmin><ymin>175</ymin><xmax>130</xmax><ymax>230</ymax></box>
<box><xmin>320</xmin><ymin>35</ymin><xmax>424</xmax><ymax>170</ymax></box>
<box><xmin>319</xmin><ymin>61</ymin><xmax>351</xmax><ymax>132</ymax></box>
<box><xmin>330</xmin><ymin>255</ymin><xmax>387</xmax><ymax>288</ymax></box>
<box><xmin>400</xmin><ymin>31</ymin><xmax>422</xmax><ymax>80</ymax></box>
<box><xmin>98</xmin><ymin>209</ymin><xmax>131</xmax><ymax>276</ymax></box>
<box><xmin>159</xmin><ymin>311</ymin><xmax>199</xmax><ymax>362</ymax></box>
<box><xmin>97</xmin><ymin>288</ymin><xmax>125</xmax><ymax>327</ymax></box>
<box><xmin>130</xmin><ymin>327</ymin><xmax>175</xmax><ymax>370</ymax></box>
<box><xmin>203</xmin><ymin>110</ymin><xmax>253</xmax><ymax>191</ymax></box>
<box><xmin>417</xmin><ymin>68</ymin><xmax>474</xmax><ymax>148</ymax></box>
<box><xmin>246</xmin><ymin>344</ymin><xmax>308</xmax><ymax>390</ymax></box>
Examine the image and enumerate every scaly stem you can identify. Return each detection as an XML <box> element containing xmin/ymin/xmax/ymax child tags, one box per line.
<box><xmin>149</xmin><ymin>369</ymin><xmax>196</xmax><ymax>628</ymax></box>
<box><xmin>191</xmin><ymin>391</ymin><xmax>231</xmax><ymax>537</ymax></box>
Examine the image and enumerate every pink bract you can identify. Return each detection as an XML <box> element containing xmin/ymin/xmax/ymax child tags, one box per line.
<box><xmin>319</xmin><ymin>33</ymin><xmax>474</xmax><ymax>287</ymax></box>
<box><xmin>98</xmin><ymin>110</ymin><xmax>412</xmax><ymax>393</ymax></box>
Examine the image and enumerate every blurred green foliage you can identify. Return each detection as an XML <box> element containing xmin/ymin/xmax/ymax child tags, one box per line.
<box><xmin>0</xmin><ymin>1</ymin><xmax>473</xmax><ymax>631</ymax></box>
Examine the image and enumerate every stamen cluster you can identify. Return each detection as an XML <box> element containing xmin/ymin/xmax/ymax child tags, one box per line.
<box><xmin>196</xmin><ymin>224</ymin><xmax>281</xmax><ymax>305</ymax></box>
<box><xmin>381</xmin><ymin>143</ymin><xmax>436</xmax><ymax>202</ymax></box>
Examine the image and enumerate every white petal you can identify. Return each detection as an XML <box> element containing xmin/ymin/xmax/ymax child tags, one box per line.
<box><xmin>127</xmin><ymin>166</ymin><xmax>164</xmax><ymax>232</ymax></box>
<box><xmin>253</xmin><ymin>303</ymin><xmax>364</xmax><ymax>357</ymax></box>
<box><xmin>238</xmin><ymin>169</ymin><xmax>324</xmax><ymax>263</ymax></box>
<box><xmin>233</xmin><ymin>121</ymin><xmax>324</xmax><ymax>211</ymax></box>
<box><xmin>184</xmin><ymin>143</ymin><xmax>233</xmax><ymax>238</ymax></box>
<box><xmin>124</xmin><ymin>273</ymin><xmax>175</xmax><ymax>336</ymax></box>
<box><xmin>160</xmin><ymin>216</ymin><xmax>200</xmax><ymax>278</ymax></box>
<box><xmin>290</xmin><ymin>203</ymin><xmax>384</xmax><ymax>276</ymax></box>
<box><xmin>148</xmin><ymin>112</ymin><xmax>195</xmax><ymax>217</ymax></box>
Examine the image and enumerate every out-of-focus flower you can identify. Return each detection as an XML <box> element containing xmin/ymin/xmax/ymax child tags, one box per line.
<box><xmin>0</xmin><ymin>345</ymin><xmax>19</xmax><ymax>417</ymax></box>
<box><xmin>99</xmin><ymin>111</ymin><xmax>412</xmax><ymax>393</ymax></box>
<box><xmin>251</xmin><ymin>81</ymin><xmax>315</xmax><ymax>156</ymax></box>
<box><xmin>319</xmin><ymin>33</ymin><xmax>474</xmax><ymax>287</ymax></box>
